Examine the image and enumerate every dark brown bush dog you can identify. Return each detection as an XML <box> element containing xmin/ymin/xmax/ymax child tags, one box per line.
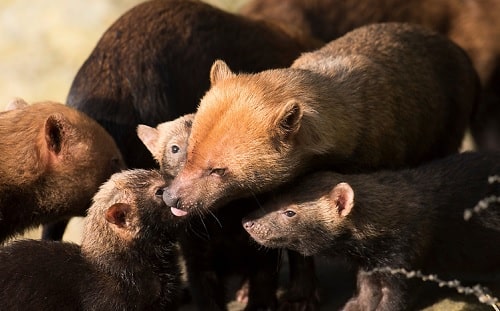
<box><xmin>67</xmin><ymin>0</ymin><xmax>321</xmax><ymax>170</ymax></box>
<box><xmin>0</xmin><ymin>169</ymin><xmax>182</xmax><ymax>310</ymax></box>
<box><xmin>243</xmin><ymin>151</ymin><xmax>500</xmax><ymax>310</ymax></box>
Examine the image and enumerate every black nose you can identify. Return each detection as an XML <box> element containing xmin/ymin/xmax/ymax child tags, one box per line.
<box><xmin>162</xmin><ymin>187</ymin><xmax>179</xmax><ymax>208</ymax></box>
<box><xmin>242</xmin><ymin>218</ymin><xmax>254</xmax><ymax>230</ymax></box>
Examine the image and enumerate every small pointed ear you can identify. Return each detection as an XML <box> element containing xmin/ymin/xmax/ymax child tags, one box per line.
<box><xmin>183</xmin><ymin>113</ymin><xmax>195</xmax><ymax>129</ymax></box>
<box><xmin>210</xmin><ymin>60</ymin><xmax>235</xmax><ymax>85</ymax></box>
<box><xmin>105</xmin><ymin>203</ymin><xmax>132</xmax><ymax>228</ymax></box>
<box><xmin>45</xmin><ymin>113</ymin><xmax>68</xmax><ymax>155</ymax></box>
<box><xmin>276</xmin><ymin>100</ymin><xmax>303</xmax><ymax>140</ymax></box>
<box><xmin>5</xmin><ymin>97</ymin><xmax>28</xmax><ymax>111</ymax></box>
<box><xmin>137</xmin><ymin>124</ymin><xmax>159</xmax><ymax>156</ymax></box>
<box><xmin>330</xmin><ymin>182</ymin><xmax>354</xmax><ymax>217</ymax></box>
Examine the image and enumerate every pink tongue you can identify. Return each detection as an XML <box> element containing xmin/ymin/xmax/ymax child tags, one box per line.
<box><xmin>171</xmin><ymin>206</ymin><xmax>188</xmax><ymax>217</ymax></box>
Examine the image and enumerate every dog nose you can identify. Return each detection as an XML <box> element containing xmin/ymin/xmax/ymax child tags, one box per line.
<box><xmin>242</xmin><ymin>218</ymin><xmax>254</xmax><ymax>230</ymax></box>
<box><xmin>162</xmin><ymin>187</ymin><xmax>179</xmax><ymax>208</ymax></box>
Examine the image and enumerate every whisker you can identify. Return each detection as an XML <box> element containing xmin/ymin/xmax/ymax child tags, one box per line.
<box><xmin>197</xmin><ymin>210</ymin><xmax>210</xmax><ymax>240</ymax></box>
<box><xmin>207</xmin><ymin>209</ymin><xmax>222</xmax><ymax>228</ymax></box>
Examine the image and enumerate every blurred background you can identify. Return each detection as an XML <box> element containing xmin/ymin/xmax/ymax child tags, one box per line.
<box><xmin>0</xmin><ymin>0</ymin><xmax>247</xmax><ymax>108</ymax></box>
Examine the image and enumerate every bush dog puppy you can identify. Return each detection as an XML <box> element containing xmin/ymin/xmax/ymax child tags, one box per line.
<box><xmin>243</xmin><ymin>151</ymin><xmax>500</xmax><ymax>310</ymax></box>
<box><xmin>0</xmin><ymin>169</ymin><xmax>182</xmax><ymax>310</ymax></box>
<box><xmin>137</xmin><ymin>113</ymin><xmax>195</xmax><ymax>178</ymax></box>
<box><xmin>0</xmin><ymin>99</ymin><xmax>125</xmax><ymax>243</ymax></box>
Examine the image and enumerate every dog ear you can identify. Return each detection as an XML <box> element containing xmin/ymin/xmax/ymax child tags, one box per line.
<box><xmin>276</xmin><ymin>100</ymin><xmax>303</xmax><ymax>140</ymax></box>
<box><xmin>330</xmin><ymin>182</ymin><xmax>354</xmax><ymax>217</ymax></box>
<box><xmin>137</xmin><ymin>124</ymin><xmax>160</xmax><ymax>156</ymax></box>
<box><xmin>210</xmin><ymin>60</ymin><xmax>235</xmax><ymax>85</ymax></box>
<box><xmin>105</xmin><ymin>203</ymin><xmax>133</xmax><ymax>228</ymax></box>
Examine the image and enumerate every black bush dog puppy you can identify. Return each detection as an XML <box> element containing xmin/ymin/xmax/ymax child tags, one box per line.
<box><xmin>138</xmin><ymin>115</ymin><xmax>280</xmax><ymax>310</ymax></box>
<box><xmin>0</xmin><ymin>170</ymin><xmax>182</xmax><ymax>310</ymax></box>
<box><xmin>243</xmin><ymin>152</ymin><xmax>500</xmax><ymax>311</ymax></box>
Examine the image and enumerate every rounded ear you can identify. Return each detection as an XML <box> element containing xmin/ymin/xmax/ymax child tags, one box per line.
<box><xmin>330</xmin><ymin>182</ymin><xmax>354</xmax><ymax>217</ymax></box>
<box><xmin>5</xmin><ymin>97</ymin><xmax>28</xmax><ymax>111</ymax></box>
<box><xmin>105</xmin><ymin>203</ymin><xmax>132</xmax><ymax>228</ymax></box>
<box><xmin>137</xmin><ymin>124</ymin><xmax>159</xmax><ymax>156</ymax></box>
<box><xmin>210</xmin><ymin>60</ymin><xmax>235</xmax><ymax>85</ymax></box>
<box><xmin>45</xmin><ymin>113</ymin><xmax>69</xmax><ymax>155</ymax></box>
<box><xmin>276</xmin><ymin>100</ymin><xmax>303</xmax><ymax>140</ymax></box>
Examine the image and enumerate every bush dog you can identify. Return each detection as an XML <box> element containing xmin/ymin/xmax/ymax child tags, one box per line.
<box><xmin>0</xmin><ymin>99</ymin><xmax>125</xmax><ymax>243</ymax></box>
<box><xmin>241</xmin><ymin>0</ymin><xmax>500</xmax><ymax>151</ymax></box>
<box><xmin>0</xmin><ymin>169</ymin><xmax>182</xmax><ymax>310</ymax></box>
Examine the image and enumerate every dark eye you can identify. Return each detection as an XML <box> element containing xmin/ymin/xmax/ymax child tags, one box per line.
<box><xmin>210</xmin><ymin>168</ymin><xmax>226</xmax><ymax>177</ymax></box>
<box><xmin>171</xmin><ymin>145</ymin><xmax>180</xmax><ymax>154</ymax></box>
<box><xmin>155</xmin><ymin>188</ymin><xmax>164</xmax><ymax>197</ymax></box>
<box><xmin>284</xmin><ymin>210</ymin><xmax>296</xmax><ymax>217</ymax></box>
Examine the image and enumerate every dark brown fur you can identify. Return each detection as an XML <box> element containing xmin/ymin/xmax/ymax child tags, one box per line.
<box><xmin>0</xmin><ymin>100</ymin><xmax>125</xmax><ymax>243</ymax></box>
<box><xmin>240</xmin><ymin>0</ymin><xmax>500</xmax><ymax>151</ymax></box>
<box><xmin>0</xmin><ymin>169</ymin><xmax>182</xmax><ymax>310</ymax></box>
<box><xmin>138</xmin><ymin>114</ymin><xmax>280</xmax><ymax>311</ymax></box>
<box><xmin>243</xmin><ymin>151</ymin><xmax>500</xmax><ymax>310</ymax></box>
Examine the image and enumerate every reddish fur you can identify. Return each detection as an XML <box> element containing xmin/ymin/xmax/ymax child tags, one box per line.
<box><xmin>0</xmin><ymin>100</ymin><xmax>125</xmax><ymax>243</ymax></box>
<box><xmin>139</xmin><ymin>113</ymin><xmax>280</xmax><ymax>310</ymax></box>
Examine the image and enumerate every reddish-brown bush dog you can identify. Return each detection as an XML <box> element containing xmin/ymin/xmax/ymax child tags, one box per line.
<box><xmin>0</xmin><ymin>99</ymin><xmax>125</xmax><ymax>243</ymax></box>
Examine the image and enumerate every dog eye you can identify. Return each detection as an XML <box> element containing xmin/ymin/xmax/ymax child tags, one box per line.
<box><xmin>210</xmin><ymin>168</ymin><xmax>226</xmax><ymax>177</ymax></box>
<box><xmin>155</xmin><ymin>188</ymin><xmax>164</xmax><ymax>197</ymax></box>
<box><xmin>171</xmin><ymin>145</ymin><xmax>180</xmax><ymax>154</ymax></box>
<box><xmin>284</xmin><ymin>210</ymin><xmax>296</xmax><ymax>217</ymax></box>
